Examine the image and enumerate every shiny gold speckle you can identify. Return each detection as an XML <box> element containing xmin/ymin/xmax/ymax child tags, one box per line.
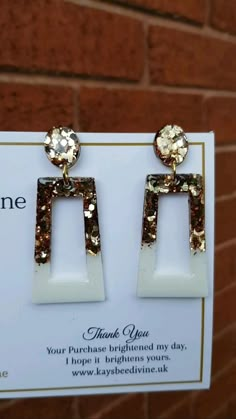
<box><xmin>141</xmin><ymin>174</ymin><xmax>205</xmax><ymax>253</ymax></box>
<box><xmin>35</xmin><ymin>177</ymin><xmax>101</xmax><ymax>264</ymax></box>
<box><xmin>154</xmin><ymin>125</ymin><xmax>189</xmax><ymax>168</ymax></box>
<box><xmin>44</xmin><ymin>126</ymin><xmax>80</xmax><ymax>168</ymax></box>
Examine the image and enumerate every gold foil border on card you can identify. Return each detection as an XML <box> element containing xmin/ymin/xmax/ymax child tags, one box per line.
<box><xmin>141</xmin><ymin>173</ymin><xmax>205</xmax><ymax>253</ymax></box>
<box><xmin>34</xmin><ymin>177</ymin><xmax>101</xmax><ymax>265</ymax></box>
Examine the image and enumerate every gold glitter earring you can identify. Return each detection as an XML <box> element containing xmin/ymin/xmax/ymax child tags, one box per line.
<box><xmin>137</xmin><ymin>124</ymin><xmax>208</xmax><ymax>298</ymax></box>
<box><xmin>32</xmin><ymin>127</ymin><xmax>105</xmax><ymax>304</ymax></box>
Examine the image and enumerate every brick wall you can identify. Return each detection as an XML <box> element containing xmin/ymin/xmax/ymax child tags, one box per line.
<box><xmin>0</xmin><ymin>0</ymin><xmax>235</xmax><ymax>418</ymax></box>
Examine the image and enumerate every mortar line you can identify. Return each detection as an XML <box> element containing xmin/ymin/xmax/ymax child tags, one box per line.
<box><xmin>3</xmin><ymin>73</ymin><xmax>236</xmax><ymax>98</ymax></box>
<box><xmin>215</xmin><ymin>238</ymin><xmax>236</xmax><ymax>252</ymax></box>
<box><xmin>216</xmin><ymin>191</ymin><xmax>236</xmax><ymax>202</ymax></box>
<box><xmin>216</xmin><ymin>145</ymin><xmax>236</xmax><ymax>152</ymax></box>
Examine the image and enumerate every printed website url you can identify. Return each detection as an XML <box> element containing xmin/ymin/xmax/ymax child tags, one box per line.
<box><xmin>72</xmin><ymin>365</ymin><xmax>167</xmax><ymax>377</ymax></box>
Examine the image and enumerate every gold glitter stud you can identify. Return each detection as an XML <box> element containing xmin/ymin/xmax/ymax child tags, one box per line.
<box><xmin>33</xmin><ymin>126</ymin><xmax>105</xmax><ymax>304</ymax></box>
<box><xmin>154</xmin><ymin>124</ymin><xmax>188</xmax><ymax>173</ymax></box>
<box><xmin>44</xmin><ymin>126</ymin><xmax>80</xmax><ymax>169</ymax></box>
<box><xmin>44</xmin><ymin>126</ymin><xmax>80</xmax><ymax>187</ymax></box>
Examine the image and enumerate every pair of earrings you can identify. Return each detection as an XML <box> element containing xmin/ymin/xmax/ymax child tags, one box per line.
<box><xmin>33</xmin><ymin>125</ymin><xmax>207</xmax><ymax>304</ymax></box>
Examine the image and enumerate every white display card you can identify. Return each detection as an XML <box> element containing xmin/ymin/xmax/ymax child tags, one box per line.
<box><xmin>0</xmin><ymin>132</ymin><xmax>214</xmax><ymax>398</ymax></box>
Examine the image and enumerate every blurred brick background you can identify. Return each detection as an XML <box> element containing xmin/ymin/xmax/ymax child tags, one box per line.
<box><xmin>0</xmin><ymin>0</ymin><xmax>235</xmax><ymax>418</ymax></box>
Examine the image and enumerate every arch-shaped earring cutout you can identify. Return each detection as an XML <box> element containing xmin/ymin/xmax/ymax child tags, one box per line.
<box><xmin>137</xmin><ymin>125</ymin><xmax>208</xmax><ymax>298</ymax></box>
<box><xmin>32</xmin><ymin>127</ymin><xmax>105</xmax><ymax>303</ymax></box>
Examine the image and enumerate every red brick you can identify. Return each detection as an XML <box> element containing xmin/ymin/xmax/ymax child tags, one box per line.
<box><xmin>228</xmin><ymin>397</ymin><xmax>236</xmax><ymax>417</ymax></box>
<box><xmin>0</xmin><ymin>83</ymin><xmax>74</xmax><ymax>131</ymax></box>
<box><xmin>216</xmin><ymin>199</ymin><xmax>236</xmax><ymax>245</ymax></box>
<box><xmin>212</xmin><ymin>326</ymin><xmax>236</xmax><ymax>376</ymax></box>
<box><xmin>149</xmin><ymin>392</ymin><xmax>190</xmax><ymax>418</ymax></box>
<box><xmin>99</xmin><ymin>394</ymin><xmax>146</xmax><ymax>419</ymax></box>
<box><xmin>160</xmin><ymin>399</ymin><xmax>192</xmax><ymax>419</ymax></box>
<box><xmin>116</xmin><ymin>0</ymin><xmax>206</xmax><ymax>23</ymax></box>
<box><xmin>79</xmin><ymin>394</ymin><xmax>123</xmax><ymax>418</ymax></box>
<box><xmin>209</xmin><ymin>403</ymin><xmax>229</xmax><ymax>419</ymax></box>
<box><xmin>0</xmin><ymin>400</ymin><xmax>18</xmax><ymax>412</ymax></box>
<box><xmin>0</xmin><ymin>0</ymin><xmax>144</xmax><ymax>81</ymax></box>
<box><xmin>216</xmin><ymin>151</ymin><xmax>236</xmax><ymax>195</ymax></box>
<box><xmin>80</xmin><ymin>87</ymin><xmax>203</xmax><ymax>132</ymax></box>
<box><xmin>192</xmin><ymin>363</ymin><xmax>236</xmax><ymax>417</ymax></box>
<box><xmin>0</xmin><ymin>397</ymin><xmax>76</xmax><ymax>419</ymax></box>
<box><xmin>205</xmin><ymin>97</ymin><xmax>236</xmax><ymax>144</ymax></box>
<box><xmin>214</xmin><ymin>284</ymin><xmax>236</xmax><ymax>334</ymax></box>
<box><xmin>211</xmin><ymin>0</ymin><xmax>236</xmax><ymax>35</ymax></box>
<box><xmin>215</xmin><ymin>245</ymin><xmax>236</xmax><ymax>292</ymax></box>
<box><xmin>149</xmin><ymin>26</ymin><xmax>236</xmax><ymax>90</ymax></box>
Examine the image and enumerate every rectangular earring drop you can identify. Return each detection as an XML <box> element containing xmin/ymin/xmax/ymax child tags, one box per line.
<box><xmin>137</xmin><ymin>125</ymin><xmax>208</xmax><ymax>298</ymax></box>
<box><xmin>33</xmin><ymin>127</ymin><xmax>105</xmax><ymax>303</ymax></box>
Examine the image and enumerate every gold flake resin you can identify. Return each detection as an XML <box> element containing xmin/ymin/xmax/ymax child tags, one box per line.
<box><xmin>141</xmin><ymin>174</ymin><xmax>205</xmax><ymax>253</ymax></box>
<box><xmin>35</xmin><ymin>177</ymin><xmax>101</xmax><ymax>265</ymax></box>
<box><xmin>44</xmin><ymin>126</ymin><xmax>80</xmax><ymax>168</ymax></box>
<box><xmin>154</xmin><ymin>125</ymin><xmax>188</xmax><ymax>167</ymax></box>
<box><xmin>138</xmin><ymin>125</ymin><xmax>208</xmax><ymax>298</ymax></box>
<box><xmin>33</xmin><ymin>126</ymin><xmax>105</xmax><ymax>304</ymax></box>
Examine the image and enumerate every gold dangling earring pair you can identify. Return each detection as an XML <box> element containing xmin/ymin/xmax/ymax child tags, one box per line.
<box><xmin>32</xmin><ymin>124</ymin><xmax>207</xmax><ymax>304</ymax></box>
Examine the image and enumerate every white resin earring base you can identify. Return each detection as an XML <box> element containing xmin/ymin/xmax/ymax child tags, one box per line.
<box><xmin>137</xmin><ymin>245</ymin><xmax>208</xmax><ymax>298</ymax></box>
<box><xmin>33</xmin><ymin>253</ymin><xmax>105</xmax><ymax>304</ymax></box>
